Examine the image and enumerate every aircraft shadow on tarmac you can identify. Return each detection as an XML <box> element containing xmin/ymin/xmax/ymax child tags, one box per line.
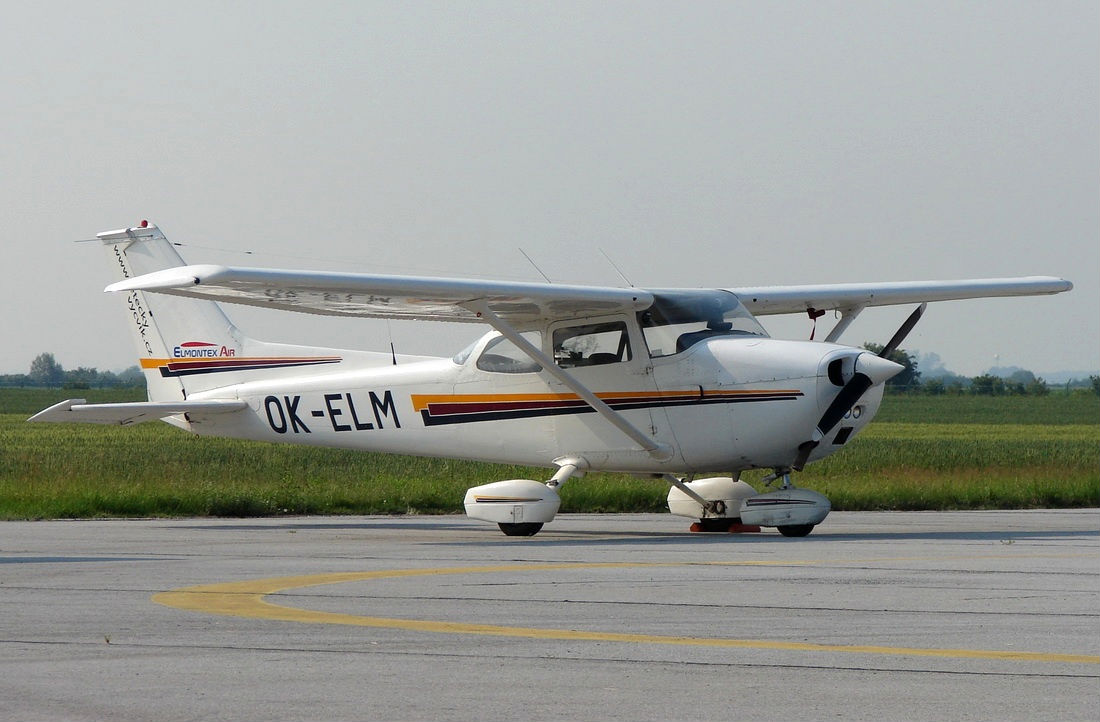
<box><xmin>434</xmin><ymin>528</ymin><xmax>1099</xmax><ymax>548</ymax></box>
<box><xmin>0</xmin><ymin>556</ymin><xmax>172</xmax><ymax>564</ymax></box>
<box><xmin>167</xmin><ymin>520</ymin><xmax>476</xmax><ymax>532</ymax></box>
<box><xmin>163</xmin><ymin>520</ymin><xmax>1097</xmax><ymax>547</ymax></box>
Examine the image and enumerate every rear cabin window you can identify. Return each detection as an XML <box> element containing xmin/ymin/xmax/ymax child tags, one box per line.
<box><xmin>475</xmin><ymin>332</ymin><xmax>543</xmax><ymax>374</ymax></box>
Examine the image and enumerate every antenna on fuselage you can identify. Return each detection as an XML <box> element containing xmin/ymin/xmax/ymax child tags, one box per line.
<box><xmin>599</xmin><ymin>248</ymin><xmax>634</xmax><ymax>287</ymax></box>
<box><xmin>519</xmin><ymin>248</ymin><xmax>553</xmax><ymax>284</ymax></box>
<box><xmin>386</xmin><ymin>320</ymin><xmax>397</xmax><ymax>365</ymax></box>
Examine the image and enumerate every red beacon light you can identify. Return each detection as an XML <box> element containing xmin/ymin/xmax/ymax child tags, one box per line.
<box><xmin>139</xmin><ymin>219</ymin><xmax>149</xmax><ymax>228</ymax></box>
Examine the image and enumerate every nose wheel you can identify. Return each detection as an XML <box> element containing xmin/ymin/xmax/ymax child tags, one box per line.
<box><xmin>736</xmin><ymin>467</ymin><xmax>830</xmax><ymax>537</ymax></box>
<box><xmin>498</xmin><ymin>522</ymin><xmax>544</xmax><ymax>536</ymax></box>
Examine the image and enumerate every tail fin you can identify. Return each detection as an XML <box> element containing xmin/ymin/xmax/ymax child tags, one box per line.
<box><xmin>98</xmin><ymin>223</ymin><xmax>247</xmax><ymax>401</ymax></box>
<box><xmin>100</xmin><ymin>222</ymin><xmax>415</xmax><ymax>401</ymax></box>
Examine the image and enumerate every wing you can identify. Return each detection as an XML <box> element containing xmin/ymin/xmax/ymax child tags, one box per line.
<box><xmin>106</xmin><ymin>265</ymin><xmax>654</xmax><ymax>327</ymax></box>
<box><xmin>729</xmin><ymin>277</ymin><xmax>1072</xmax><ymax>315</ymax></box>
<box><xmin>106</xmin><ymin>264</ymin><xmax>1071</xmax><ymax>324</ymax></box>
<box><xmin>29</xmin><ymin>399</ymin><xmax>247</xmax><ymax>425</ymax></box>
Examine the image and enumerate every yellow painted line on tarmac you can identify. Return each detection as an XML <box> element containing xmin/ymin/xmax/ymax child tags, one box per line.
<box><xmin>152</xmin><ymin>560</ymin><xmax>1100</xmax><ymax>665</ymax></box>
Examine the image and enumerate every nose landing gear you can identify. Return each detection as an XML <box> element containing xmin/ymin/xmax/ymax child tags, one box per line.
<box><xmin>665</xmin><ymin>469</ymin><xmax>831</xmax><ymax>537</ymax></box>
<box><xmin>739</xmin><ymin>468</ymin><xmax>831</xmax><ymax>537</ymax></box>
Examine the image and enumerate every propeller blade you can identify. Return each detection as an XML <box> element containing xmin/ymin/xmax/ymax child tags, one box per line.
<box><xmin>792</xmin><ymin>352</ymin><xmax>904</xmax><ymax>471</ymax></box>
<box><xmin>879</xmin><ymin>303</ymin><xmax>927</xmax><ymax>358</ymax></box>
<box><xmin>792</xmin><ymin>371</ymin><xmax>873</xmax><ymax>470</ymax></box>
<box><xmin>793</xmin><ymin>305</ymin><xmax>924</xmax><ymax>470</ymax></box>
<box><xmin>792</xmin><ymin>440</ymin><xmax>817</xmax><ymax>472</ymax></box>
<box><xmin>817</xmin><ymin>374</ymin><xmax>874</xmax><ymax>438</ymax></box>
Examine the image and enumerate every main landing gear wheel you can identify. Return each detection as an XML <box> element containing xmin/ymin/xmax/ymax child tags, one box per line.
<box><xmin>777</xmin><ymin>524</ymin><xmax>815</xmax><ymax>537</ymax></box>
<box><xmin>498</xmin><ymin>522</ymin><xmax>544</xmax><ymax>537</ymax></box>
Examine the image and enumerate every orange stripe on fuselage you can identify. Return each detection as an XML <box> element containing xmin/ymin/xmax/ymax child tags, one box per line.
<box><xmin>410</xmin><ymin>389</ymin><xmax>802</xmax><ymax>413</ymax></box>
<box><xmin>140</xmin><ymin>356</ymin><xmax>340</xmax><ymax>369</ymax></box>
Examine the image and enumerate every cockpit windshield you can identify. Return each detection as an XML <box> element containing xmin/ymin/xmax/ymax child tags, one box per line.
<box><xmin>637</xmin><ymin>290</ymin><xmax>768</xmax><ymax>358</ymax></box>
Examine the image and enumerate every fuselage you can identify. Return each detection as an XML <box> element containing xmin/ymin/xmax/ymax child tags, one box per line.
<box><xmin>185</xmin><ymin>331</ymin><xmax>886</xmax><ymax>474</ymax></box>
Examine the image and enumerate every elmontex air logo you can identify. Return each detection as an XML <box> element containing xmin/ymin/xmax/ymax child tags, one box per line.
<box><xmin>174</xmin><ymin>341</ymin><xmax>236</xmax><ymax>358</ymax></box>
<box><xmin>140</xmin><ymin>341</ymin><xmax>341</xmax><ymax>378</ymax></box>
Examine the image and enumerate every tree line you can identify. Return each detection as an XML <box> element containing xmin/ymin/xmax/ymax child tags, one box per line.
<box><xmin>865</xmin><ymin>344</ymin><xmax>1100</xmax><ymax>397</ymax></box>
<box><xmin>4</xmin><ymin>349</ymin><xmax>1099</xmax><ymax>397</ymax></box>
<box><xmin>1</xmin><ymin>352</ymin><xmax>145</xmax><ymax>389</ymax></box>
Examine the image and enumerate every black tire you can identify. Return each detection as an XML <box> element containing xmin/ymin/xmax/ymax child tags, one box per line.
<box><xmin>777</xmin><ymin>524</ymin><xmax>814</xmax><ymax>537</ymax></box>
<box><xmin>498</xmin><ymin>522</ymin><xmax>544</xmax><ymax>536</ymax></box>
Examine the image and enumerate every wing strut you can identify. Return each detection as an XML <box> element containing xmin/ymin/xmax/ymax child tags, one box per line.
<box><xmin>466</xmin><ymin>300</ymin><xmax>672</xmax><ymax>461</ymax></box>
<box><xmin>822</xmin><ymin>306</ymin><xmax>865</xmax><ymax>343</ymax></box>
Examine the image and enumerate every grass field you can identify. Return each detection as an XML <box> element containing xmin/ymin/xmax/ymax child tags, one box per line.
<box><xmin>1</xmin><ymin>389</ymin><xmax>1096</xmax><ymax>519</ymax></box>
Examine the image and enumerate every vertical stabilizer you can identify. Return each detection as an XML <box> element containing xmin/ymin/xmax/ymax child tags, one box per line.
<box><xmin>98</xmin><ymin>223</ymin><xmax>244</xmax><ymax>401</ymax></box>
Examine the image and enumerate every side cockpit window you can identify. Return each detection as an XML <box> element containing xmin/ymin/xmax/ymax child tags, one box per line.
<box><xmin>475</xmin><ymin>332</ymin><xmax>543</xmax><ymax>374</ymax></box>
<box><xmin>552</xmin><ymin>321</ymin><xmax>631</xmax><ymax>369</ymax></box>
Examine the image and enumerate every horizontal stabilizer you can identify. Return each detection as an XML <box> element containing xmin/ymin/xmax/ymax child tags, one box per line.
<box><xmin>28</xmin><ymin>399</ymin><xmax>247</xmax><ymax>426</ymax></box>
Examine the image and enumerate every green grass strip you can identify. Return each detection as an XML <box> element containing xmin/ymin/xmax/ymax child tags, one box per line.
<box><xmin>2</xmin><ymin>390</ymin><xmax>1097</xmax><ymax>519</ymax></box>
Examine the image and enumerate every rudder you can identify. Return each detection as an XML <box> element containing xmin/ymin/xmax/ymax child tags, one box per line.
<box><xmin>98</xmin><ymin>223</ymin><xmax>246</xmax><ymax>401</ymax></box>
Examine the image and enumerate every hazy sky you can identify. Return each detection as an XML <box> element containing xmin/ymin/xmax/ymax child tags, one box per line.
<box><xmin>2</xmin><ymin>2</ymin><xmax>1097</xmax><ymax>378</ymax></box>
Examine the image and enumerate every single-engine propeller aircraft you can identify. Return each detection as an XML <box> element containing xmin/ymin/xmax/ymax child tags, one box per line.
<box><xmin>32</xmin><ymin>223</ymin><xmax>1072</xmax><ymax>536</ymax></box>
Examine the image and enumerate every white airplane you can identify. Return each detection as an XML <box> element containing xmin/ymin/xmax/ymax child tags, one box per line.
<box><xmin>32</xmin><ymin>223</ymin><xmax>1072</xmax><ymax>536</ymax></box>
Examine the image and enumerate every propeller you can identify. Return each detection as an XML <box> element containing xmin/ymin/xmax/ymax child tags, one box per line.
<box><xmin>879</xmin><ymin>302</ymin><xmax>927</xmax><ymax>359</ymax></box>
<box><xmin>792</xmin><ymin>303</ymin><xmax>926</xmax><ymax>471</ymax></box>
